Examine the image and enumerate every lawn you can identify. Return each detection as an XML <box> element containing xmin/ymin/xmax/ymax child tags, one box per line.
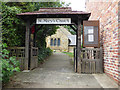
<box><xmin>62</xmin><ymin>52</ymin><xmax>74</xmax><ymax>57</ymax></box>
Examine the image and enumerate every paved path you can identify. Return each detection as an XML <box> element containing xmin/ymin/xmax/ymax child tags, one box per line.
<box><xmin>4</xmin><ymin>52</ymin><xmax>118</xmax><ymax>88</ymax></box>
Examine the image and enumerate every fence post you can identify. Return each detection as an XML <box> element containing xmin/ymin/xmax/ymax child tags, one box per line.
<box><xmin>76</xmin><ymin>19</ymin><xmax>82</xmax><ymax>73</ymax></box>
<box><xmin>25</xmin><ymin>21</ymin><xmax>30</xmax><ymax>70</ymax></box>
<box><xmin>74</xmin><ymin>48</ymin><xmax>76</xmax><ymax>72</ymax></box>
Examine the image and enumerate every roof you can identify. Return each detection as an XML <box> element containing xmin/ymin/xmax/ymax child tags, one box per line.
<box><xmin>68</xmin><ymin>35</ymin><xmax>76</xmax><ymax>46</ymax></box>
<box><xmin>17</xmin><ymin>7</ymin><xmax>90</xmax><ymax>16</ymax></box>
<box><xmin>58</xmin><ymin>26</ymin><xmax>71</xmax><ymax>36</ymax></box>
<box><xmin>16</xmin><ymin>7</ymin><xmax>91</xmax><ymax>23</ymax></box>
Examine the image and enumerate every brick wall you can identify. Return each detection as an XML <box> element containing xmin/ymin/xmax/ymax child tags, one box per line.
<box><xmin>85</xmin><ymin>0</ymin><xmax>119</xmax><ymax>84</ymax></box>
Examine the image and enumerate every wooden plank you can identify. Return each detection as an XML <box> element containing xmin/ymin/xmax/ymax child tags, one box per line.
<box><xmin>25</xmin><ymin>21</ymin><xmax>30</xmax><ymax>70</ymax></box>
<box><xmin>36</xmin><ymin>48</ymin><xmax>38</xmax><ymax>67</ymax></box>
<box><xmin>82</xmin><ymin>59</ymin><xmax>99</xmax><ymax>61</ymax></box>
<box><xmin>30</xmin><ymin>47</ymin><xmax>33</xmax><ymax>70</ymax></box>
<box><xmin>82</xmin><ymin>48</ymin><xmax>100</xmax><ymax>51</ymax></box>
<box><xmin>8</xmin><ymin>47</ymin><xmax>25</xmax><ymax>49</ymax></box>
<box><xmin>85</xmin><ymin>50</ymin><xmax>87</xmax><ymax>59</ymax></box>
<box><xmin>76</xmin><ymin>27</ymin><xmax>78</xmax><ymax>73</ymax></box>
<box><xmin>91</xmin><ymin>61</ymin><xmax>94</xmax><ymax>73</ymax></box>
<box><xmin>74</xmin><ymin>48</ymin><xmax>76</xmax><ymax>72</ymax></box>
<box><xmin>83</xmin><ymin>20</ymin><xmax>99</xmax><ymax>26</ymax></box>
<box><xmin>86</xmin><ymin>61</ymin><xmax>89</xmax><ymax>73</ymax></box>
<box><xmin>91</xmin><ymin>62</ymin><xmax>93</xmax><ymax>73</ymax></box>
<box><xmin>100</xmin><ymin>47</ymin><xmax>103</xmax><ymax>73</ymax></box>
<box><xmin>81</xmin><ymin>61</ymin><xmax>84</xmax><ymax>73</ymax></box>
<box><xmin>97</xmin><ymin>50</ymin><xmax>99</xmax><ymax>59</ymax></box>
<box><xmin>93</xmin><ymin>61</ymin><xmax>96</xmax><ymax>74</ymax></box>
<box><xmin>30</xmin><ymin>47</ymin><xmax>38</xmax><ymax>70</ymax></box>
<box><xmin>95</xmin><ymin>50</ymin><xmax>99</xmax><ymax>73</ymax></box>
<box><xmin>96</xmin><ymin>60</ymin><xmax>99</xmax><ymax>73</ymax></box>
<box><xmin>89</xmin><ymin>61</ymin><xmax>92</xmax><ymax>74</ymax></box>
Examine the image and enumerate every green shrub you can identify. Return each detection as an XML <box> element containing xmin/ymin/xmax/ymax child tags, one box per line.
<box><xmin>0</xmin><ymin>43</ymin><xmax>20</xmax><ymax>83</ymax></box>
<box><xmin>38</xmin><ymin>47</ymin><xmax>53</xmax><ymax>63</ymax></box>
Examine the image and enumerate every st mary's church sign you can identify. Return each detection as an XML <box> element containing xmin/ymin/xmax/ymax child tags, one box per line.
<box><xmin>36</xmin><ymin>18</ymin><xmax>71</xmax><ymax>24</ymax></box>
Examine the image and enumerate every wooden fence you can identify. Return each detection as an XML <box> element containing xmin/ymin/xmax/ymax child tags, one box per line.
<box><xmin>74</xmin><ymin>47</ymin><xmax>103</xmax><ymax>73</ymax></box>
<box><xmin>8</xmin><ymin>47</ymin><xmax>38</xmax><ymax>70</ymax></box>
<box><xmin>8</xmin><ymin>47</ymin><xmax>25</xmax><ymax>70</ymax></box>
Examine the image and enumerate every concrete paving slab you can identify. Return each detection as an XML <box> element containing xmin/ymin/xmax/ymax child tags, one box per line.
<box><xmin>93</xmin><ymin>74</ymin><xmax>118</xmax><ymax>88</ymax></box>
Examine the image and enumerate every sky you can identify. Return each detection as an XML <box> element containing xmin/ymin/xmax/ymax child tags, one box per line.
<box><xmin>61</xmin><ymin>0</ymin><xmax>86</xmax><ymax>11</ymax></box>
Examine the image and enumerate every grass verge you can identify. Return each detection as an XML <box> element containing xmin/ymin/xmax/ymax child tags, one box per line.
<box><xmin>62</xmin><ymin>52</ymin><xmax>74</xmax><ymax>57</ymax></box>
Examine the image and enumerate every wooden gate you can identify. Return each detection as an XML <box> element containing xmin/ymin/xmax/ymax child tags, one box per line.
<box><xmin>30</xmin><ymin>47</ymin><xmax>38</xmax><ymax>70</ymax></box>
<box><xmin>74</xmin><ymin>47</ymin><xmax>103</xmax><ymax>73</ymax></box>
<box><xmin>81</xmin><ymin>47</ymin><xmax>103</xmax><ymax>73</ymax></box>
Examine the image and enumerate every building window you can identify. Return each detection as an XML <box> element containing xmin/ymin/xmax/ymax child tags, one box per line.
<box><xmin>54</xmin><ymin>38</ymin><xmax>57</xmax><ymax>46</ymax></box>
<box><xmin>50</xmin><ymin>38</ymin><xmax>53</xmax><ymax>46</ymax></box>
<box><xmin>57</xmin><ymin>38</ymin><xmax>60</xmax><ymax>46</ymax></box>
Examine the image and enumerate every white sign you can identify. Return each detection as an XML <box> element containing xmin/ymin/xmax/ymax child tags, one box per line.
<box><xmin>36</xmin><ymin>18</ymin><xmax>71</xmax><ymax>24</ymax></box>
<box><xmin>88</xmin><ymin>35</ymin><xmax>94</xmax><ymax>42</ymax></box>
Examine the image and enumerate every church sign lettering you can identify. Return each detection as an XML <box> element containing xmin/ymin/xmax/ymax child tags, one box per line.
<box><xmin>36</xmin><ymin>18</ymin><xmax>71</xmax><ymax>24</ymax></box>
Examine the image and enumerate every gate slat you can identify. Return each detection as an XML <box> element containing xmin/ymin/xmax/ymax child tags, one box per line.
<box><xmin>100</xmin><ymin>47</ymin><xmax>103</xmax><ymax>73</ymax></box>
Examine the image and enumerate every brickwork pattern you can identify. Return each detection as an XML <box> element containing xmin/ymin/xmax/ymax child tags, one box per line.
<box><xmin>85</xmin><ymin>0</ymin><xmax>119</xmax><ymax>84</ymax></box>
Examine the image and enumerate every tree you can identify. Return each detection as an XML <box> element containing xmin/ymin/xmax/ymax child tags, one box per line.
<box><xmin>2</xmin><ymin>2</ymin><xmax>70</xmax><ymax>47</ymax></box>
<box><xmin>2</xmin><ymin>2</ymin><xmax>23</xmax><ymax>46</ymax></box>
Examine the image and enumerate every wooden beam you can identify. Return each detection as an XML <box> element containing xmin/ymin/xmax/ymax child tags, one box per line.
<box><xmin>25</xmin><ymin>21</ymin><xmax>30</xmax><ymax>70</ymax></box>
<box><xmin>76</xmin><ymin>19</ymin><xmax>82</xmax><ymax>73</ymax></box>
<box><xmin>33</xmin><ymin>25</ymin><xmax>36</xmax><ymax>47</ymax></box>
<box><xmin>75</xmin><ymin>27</ymin><xmax>78</xmax><ymax>73</ymax></box>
